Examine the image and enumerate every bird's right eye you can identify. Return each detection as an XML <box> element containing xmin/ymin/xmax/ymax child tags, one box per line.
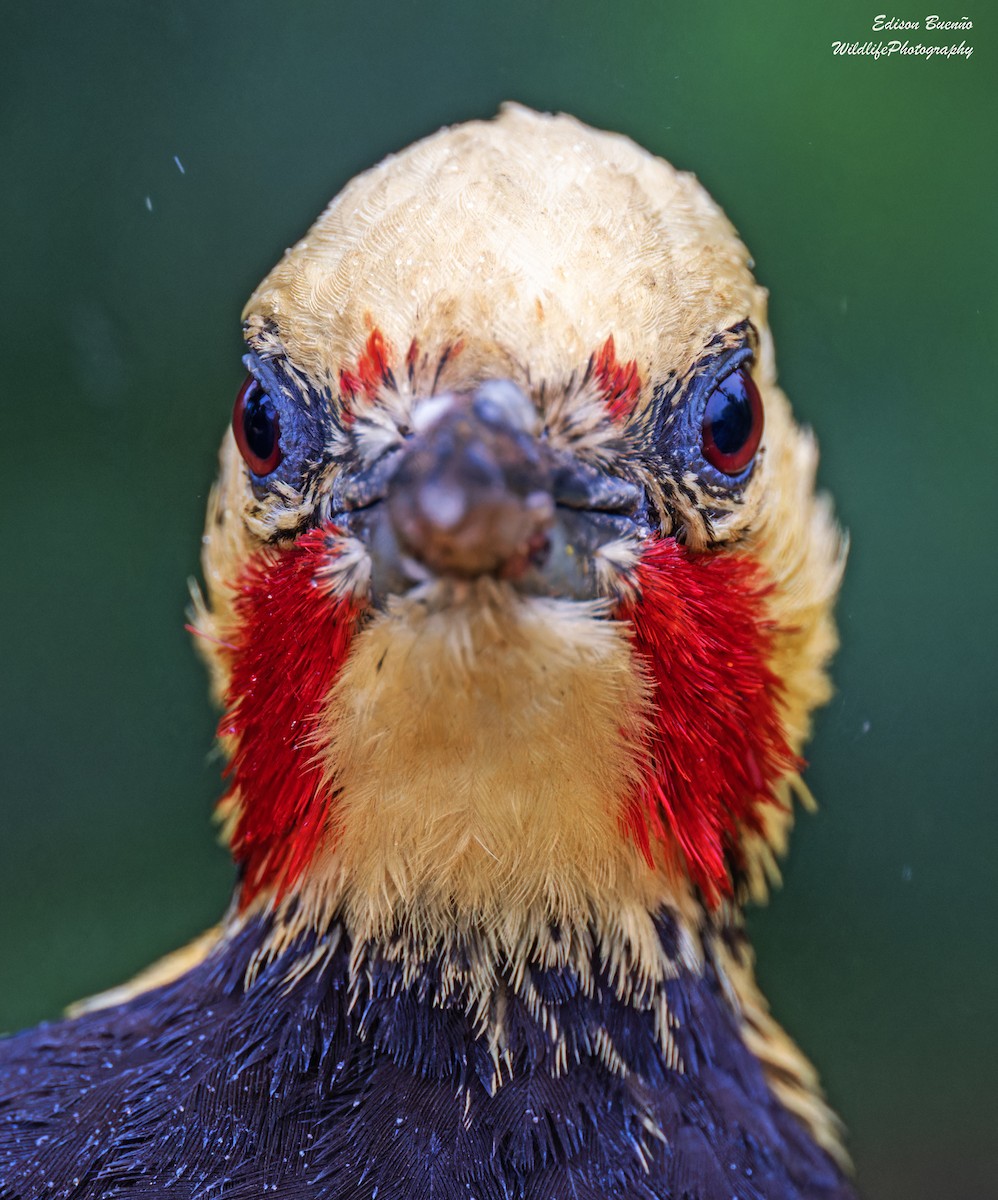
<box><xmin>233</xmin><ymin>375</ymin><xmax>283</xmax><ymax>476</ymax></box>
<box><xmin>699</xmin><ymin>364</ymin><xmax>763</xmax><ymax>477</ymax></box>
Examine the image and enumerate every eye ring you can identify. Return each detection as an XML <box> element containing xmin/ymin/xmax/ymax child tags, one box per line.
<box><xmin>700</xmin><ymin>364</ymin><xmax>763</xmax><ymax>476</ymax></box>
<box><xmin>233</xmin><ymin>375</ymin><xmax>283</xmax><ymax>476</ymax></box>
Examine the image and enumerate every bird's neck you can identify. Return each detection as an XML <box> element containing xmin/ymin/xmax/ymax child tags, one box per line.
<box><xmin>217</xmin><ymin>537</ymin><xmax>799</xmax><ymax>1019</ymax></box>
<box><xmin>241</xmin><ymin>583</ymin><xmax>697</xmax><ymax>1010</ymax></box>
<box><xmin>219</xmin><ymin>535</ymin><xmax>796</xmax><ymax>929</ymax></box>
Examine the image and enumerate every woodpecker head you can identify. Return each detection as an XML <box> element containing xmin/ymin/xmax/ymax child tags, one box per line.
<box><xmin>195</xmin><ymin>105</ymin><xmax>843</xmax><ymax>952</ymax></box>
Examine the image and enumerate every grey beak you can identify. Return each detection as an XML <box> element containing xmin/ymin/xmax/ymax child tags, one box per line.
<box><xmin>387</xmin><ymin>383</ymin><xmax>555</xmax><ymax>579</ymax></box>
<box><xmin>331</xmin><ymin>380</ymin><xmax>649</xmax><ymax>602</ymax></box>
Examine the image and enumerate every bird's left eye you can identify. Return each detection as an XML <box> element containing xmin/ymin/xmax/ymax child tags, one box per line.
<box><xmin>233</xmin><ymin>375</ymin><xmax>283</xmax><ymax>476</ymax></box>
<box><xmin>700</xmin><ymin>365</ymin><xmax>763</xmax><ymax>475</ymax></box>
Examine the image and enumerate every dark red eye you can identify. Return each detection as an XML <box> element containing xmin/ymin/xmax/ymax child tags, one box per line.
<box><xmin>233</xmin><ymin>375</ymin><xmax>282</xmax><ymax>476</ymax></box>
<box><xmin>700</xmin><ymin>366</ymin><xmax>764</xmax><ymax>475</ymax></box>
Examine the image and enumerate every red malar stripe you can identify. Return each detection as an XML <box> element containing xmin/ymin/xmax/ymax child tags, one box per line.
<box><xmin>618</xmin><ymin>536</ymin><xmax>798</xmax><ymax>903</ymax></box>
<box><xmin>218</xmin><ymin>530</ymin><xmax>362</xmax><ymax>907</ymax></box>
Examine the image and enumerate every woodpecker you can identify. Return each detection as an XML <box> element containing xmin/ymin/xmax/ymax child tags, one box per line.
<box><xmin>0</xmin><ymin>105</ymin><xmax>855</xmax><ymax>1199</ymax></box>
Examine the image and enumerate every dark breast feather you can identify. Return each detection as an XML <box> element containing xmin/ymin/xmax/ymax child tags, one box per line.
<box><xmin>0</xmin><ymin>912</ymin><xmax>856</xmax><ymax>1200</ymax></box>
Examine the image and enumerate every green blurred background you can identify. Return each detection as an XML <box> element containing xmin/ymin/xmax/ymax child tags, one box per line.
<box><xmin>1</xmin><ymin>2</ymin><xmax>994</xmax><ymax>1196</ymax></box>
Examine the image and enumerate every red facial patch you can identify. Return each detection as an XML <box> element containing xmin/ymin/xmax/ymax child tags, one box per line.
<box><xmin>618</xmin><ymin>536</ymin><xmax>798</xmax><ymax>903</ymax></box>
<box><xmin>593</xmin><ymin>335</ymin><xmax>641</xmax><ymax>422</ymax></box>
<box><xmin>216</xmin><ymin>527</ymin><xmax>790</xmax><ymax>906</ymax></box>
<box><xmin>338</xmin><ymin>328</ymin><xmax>396</xmax><ymax>423</ymax></box>
<box><xmin>218</xmin><ymin>529</ymin><xmax>363</xmax><ymax>906</ymax></box>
